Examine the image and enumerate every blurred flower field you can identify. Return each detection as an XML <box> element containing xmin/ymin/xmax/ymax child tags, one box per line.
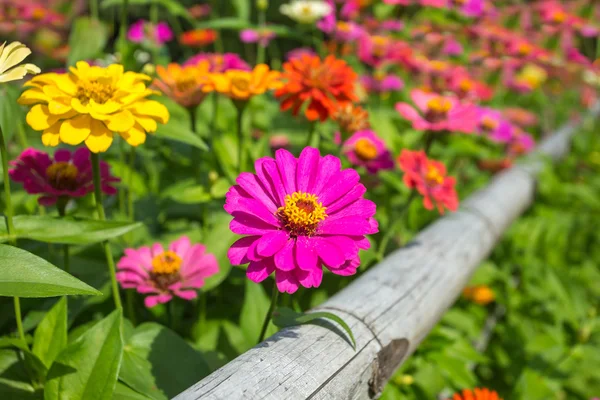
<box><xmin>0</xmin><ymin>0</ymin><xmax>599</xmax><ymax>399</ymax></box>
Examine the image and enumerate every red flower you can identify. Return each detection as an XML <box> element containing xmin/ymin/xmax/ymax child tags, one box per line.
<box><xmin>398</xmin><ymin>150</ymin><xmax>458</xmax><ymax>214</ymax></box>
<box><xmin>449</xmin><ymin>388</ymin><xmax>502</xmax><ymax>400</ymax></box>
<box><xmin>275</xmin><ymin>54</ymin><xmax>357</xmax><ymax>122</ymax></box>
<box><xmin>179</xmin><ymin>29</ymin><xmax>218</xmax><ymax>47</ymax></box>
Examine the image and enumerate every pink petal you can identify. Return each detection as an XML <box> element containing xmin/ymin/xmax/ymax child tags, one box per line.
<box><xmin>144</xmin><ymin>293</ymin><xmax>173</xmax><ymax>308</ymax></box>
<box><xmin>313</xmin><ymin>155</ymin><xmax>342</xmax><ymax>196</ymax></box>
<box><xmin>328</xmin><ymin>257</ymin><xmax>360</xmax><ymax>276</ymax></box>
<box><xmin>275</xmin><ymin>269</ymin><xmax>299</xmax><ymax>294</ymax></box>
<box><xmin>295</xmin><ymin>236</ymin><xmax>319</xmax><ymax>271</ymax></box>
<box><xmin>295</xmin><ymin>267</ymin><xmax>323</xmax><ymax>289</ymax></box>
<box><xmin>175</xmin><ymin>290</ymin><xmax>198</xmax><ymax>301</ymax></box>
<box><xmin>318</xmin><ymin>217</ymin><xmax>372</xmax><ymax>235</ymax></box>
<box><xmin>169</xmin><ymin>236</ymin><xmax>192</xmax><ymax>258</ymax></box>
<box><xmin>257</xmin><ymin>230</ymin><xmax>290</xmax><ymax>257</ymax></box>
<box><xmin>313</xmin><ymin>237</ymin><xmax>345</xmax><ymax>268</ymax></box>
<box><xmin>227</xmin><ymin>236</ymin><xmax>260</xmax><ymax>265</ymax></box>
<box><xmin>236</xmin><ymin>171</ymin><xmax>278</xmax><ymax>212</ymax></box>
<box><xmin>275</xmin><ymin>148</ymin><xmax>297</xmax><ymax>195</ymax></box>
<box><xmin>296</xmin><ymin>147</ymin><xmax>320</xmax><ymax>193</ymax></box>
<box><xmin>247</xmin><ymin>258</ymin><xmax>276</xmax><ymax>283</ymax></box>
<box><xmin>395</xmin><ymin>103</ymin><xmax>424</xmax><ymax>124</ymax></box>
<box><xmin>274</xmin><ymin>239</ymin><xmax>296</xmax><ymax>271</ymax></box>
<box><xmin>151</xmin><ymin>243</ymin><xmax>164</xmax><ymax>257</ymax></box>
<box><xmin>230</xmin><ymin>213</ymin><xmax>278</xmax><ymax>235</ymax></box>
<box><xmin>319</xmin><ymin>169</ymin><xmax>360</xmax><ymax>206</ymax></box>
<box><xmin>326</xmin><ymin>184</ymin><xmax>366</xmax><ymax>214</ymax></box>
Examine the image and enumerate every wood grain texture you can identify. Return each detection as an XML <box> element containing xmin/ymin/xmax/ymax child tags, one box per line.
<box><xmin>175</xmin><ymin>111</ymin><xmax>597</xmax><ymax>400</ymax></box>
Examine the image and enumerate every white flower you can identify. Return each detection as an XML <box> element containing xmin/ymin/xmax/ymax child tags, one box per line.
<box><xmin>280</xmin><ymin>0</ymin><xmax>332</xmax><ymax>24</ymax></box>
<box><xmin>0</xmin><ymin>42</ymin><xmax>40</xmax><ymax>84</ymax></box>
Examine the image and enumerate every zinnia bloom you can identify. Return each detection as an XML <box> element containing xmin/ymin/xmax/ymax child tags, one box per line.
<box><xmin>184</xmin><ymin>52</ymin><xmax>250</xmax><ymax>72</ymax></box>
<box><xmin>280</xmin><ymin>0</ymin><xmax>332</xmax><ymax>24</ymax></box>
<box><xmin>448</xmin><ymin>388</ymin><xmax>502</xmax><ymax>400</ymax></box>
<box><xmin>332</xmin><ymin>103</ymin><xmax>370</xmax><ymax>136</ymax></box>
<box><xmin>342</xmin><ymin>130</ymin><xmax>394</xmax><ymax>174</ymax></box>
<box><xmin>275</xmin><ymin>54</ymin><xmax>357</xmax><ymax>122</ymax></box>
<box><xmin>116</xmin><ymin>236</ymin><xmax>219</xmax><ymax>308</ymax></box>
<box><xmin>18</xmin><ymin>61</ymin><xmax>170</xmax><ymax>153</ymax></box>
<box><xmin>0</xmin><ymin>41</ymin><xmax>40</xmax><ymax>83</ymax></box>
<box><xmin>8</xmin><ymin>147</ymin><xmax>118</xmax><ymax>206</ymax></box>
<box><xmin>398</xmin><ymin>150</ymin><xmax>458</xmax><ymax>214</ymax></box>
<box><xmin>225</xmin><ymin>147</ymin><xmax>378</xmax><ymax>294</ymax></box>
<box><xmin>128</xmin><ymin>20</ymin><xmax>173</xmax><ymax>45</ymax></box>
<box><xmin>202</xmin><ymin>64</ymin><xmax>282</xmax><ymax>102</ymax></box>
<box><xmin>153</xmin><ymin>61</ymin><xmax>211</xmax><ymax>109</ymax></box>
<box><xmin>179</xmin><ymin>29</ymin><xmax>218</xmax><ymax>47</ymax></box>
<box><xmin>462</xmin><ymin>285</ymin><xmax>495</xmax><ymax>305</ymax></box>
<box><xmin>240</xmin><ymin>28</ymin><xmax>276</xmax><ymax>47</ymax></box>
<box><xmin>360</xmin><ymin>73</ymin><xmax>404</xmax><ymax>94</ymax></box>
<box><xmin>395</xmin><ymin>89</ymin><xmax>478</xmax><ymax>134</ymax></box>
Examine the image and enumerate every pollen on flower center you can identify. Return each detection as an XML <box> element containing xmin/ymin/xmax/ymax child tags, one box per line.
<box><xmin>76</xmin><ymin>80</ymin><xmax>116</xmax><ymax>105</ymax></box>
<box><xmin>150</xmin><ymin>250</ymin><xmax>182</xmax><ymax>290</ymax></box>
<box><xmin>425</xmin><ymin>164</ymin><xmax>444</xmax><ymax>185</ymax></box>
<box><xmin>425</xmin><ymin>97</ymin><xmax>452</xmax><ymax>122</ymax></box>
<box><xmin>276</xmin><ymin>191</ymin><xmax>327</xmax><ymax>237</ymax></box>
<box><xmin>354</xmin><ymin>138</ymin><xmax>378</xmax><ymax>161</ymax></box>
<box><xmin>301</xmin><ymin>5</ymin><xmax>313</xmax><ymax>15</ymax></box>
<box><xmin>480</xmin><ymin>116</ymin><xmax>498</xmax><ymax>131</ymax></box>
<box><xmin>45</xmin><ymin>162</ymin><xmax>79</xmax><ymax>190</ymax></box>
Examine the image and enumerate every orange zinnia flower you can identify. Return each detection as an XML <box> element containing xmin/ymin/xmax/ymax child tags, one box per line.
<box><xmin>179</xmin><ymin>29</ymin><xmax>218</xmax><ymax>47</ymax></box>
<box><xmin>332</xmin><ymin>103</ymin><xmax>370</xmax><ymax>135</ymax></box>
<box><xmin>153</xmin><ymin>61</ymin><xmax>211</xmax><ymax>109</ymax></box>
<box><xmin>450</xmin><ymin>388</ymin><xmax>501</xmax><ymax>400</ymax></box>
<box><xmin>275</xmin><ymin>54</ymin><xmax>357</xmax><ymax>122</ymax></box>
<box><xmin>202</xmin><ymin>64</ymin><xmax>282</xmax><ymax>102</ymax></box>
<box><xmin>462</xmin><ymin>285</ymin><xmax>495</xmax><ymax>305</ymax></box>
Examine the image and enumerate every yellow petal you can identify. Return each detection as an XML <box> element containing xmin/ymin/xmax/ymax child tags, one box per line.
<box><xmin>48</xmin><ymin>101</ymin><xmax>72</xmax><ymax>115</ymax></box>
<box><xmin>59</xmin><ymin>114</ymin><xmax>92</xmax><ymax>145</ymax></box>
<box><xmin>105</xmin><ymin>110</ymin><xmax>135</xmax><ymax>132</ymax></box>
<box><xmin>131</xmin><ymin>100</ymin><xmax>169</xmax><ymax>124</ymax></box>
<box><xmin>71</xmin><ymin>98</ymin><xmax>90</xmax><ymax>114</ymax></box>
<box><xmin>0</xmin><ymin>65</ymin><xmax>32</xmax><ymax>83</ymax></box>
<box><xmin>53</xmin><ymin>75</ymin><xmax>77</xmax><ymax>96</ymax></box>
<box><xmin>134</xmin><ymin>115</ymin><xmax>158</xmax><ymax>132</ymax></box>
<box><xmin>43</xmin><ymin>84</ymin><xmax>68</xmax><ymax>99</ymax></box>
<box><xmin>0</xmin><ymin>42</ymin><xmax>30</xmax><ymax>74</ymax></box>
<box><xmin>18</xmin><ymin>88</ymin><xmax>50</xmax><ymax>105</ymax></box>
<box><xmin>41</xmin><ymin>121</ymin><xmax>62</xmax><ymax>147</ymax></box>
<box><xmin>118</xmin><ymin>122</ymin><xmax>146</xmax><ymax>147</ymax></box>
<box><xmin>89</xmin><ymin>99</ymin><xmax>121</xmax><ymax>115</ymax></box>
<box><xmin>85</xmin><ymin>120</ymin><xmax>113</xmax><ymax>153</ymax></box>
<box><xmin>26</xmin><ymin>104</ymin><xmax>53</xmax><ymax>131</ymax></box>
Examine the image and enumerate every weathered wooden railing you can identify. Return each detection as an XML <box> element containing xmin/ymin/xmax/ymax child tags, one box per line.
<box><xmin>175</xmin><ymin>106</ymin><xmax>599</xmax><ymax>400</ymax></box>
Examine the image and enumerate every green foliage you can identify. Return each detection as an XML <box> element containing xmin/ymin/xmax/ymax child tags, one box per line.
<box><xmin>67</xmin><ymin>18</ymin><xmax>108</xmax><ymax>66</ymax></box>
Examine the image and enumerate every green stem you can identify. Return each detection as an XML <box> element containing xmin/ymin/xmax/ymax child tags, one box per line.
<box><xmin>306</xmin><ymin>122</ymin><xmax>320</xmax><ymax>149</ymax></box>
<box><xmin>0</xmin><ymin>126</ymin><xmax>26</xmax><ymax>349</ymax></box>
<box><xmin>91</xmin><ymin>153</ymin><xmax>123</xmax><ymax>310</ymax></box>
<box><xmin>211</xmin><ymin>94</ymin><xmax>219</xmax><ymax>135</ymax></box>
<box><xmin>376</xmin><ymin>192</ymin><xmax>417</xmax><ymax>261</ymax></box>
<box><xmin>236</xmin><ymin>104</ymin><xmax>247</xmax><ymax>174</ymax></box>
<box><xmin>127</xmin><ymin>147</ymin><xmax>136</xmax><ymax>222</ymax></box>
<box><xmin>258</xmin><ymin>284</ymin><xmax>279</xmax><ymax>343</ymax></box>
<box><xmin>126</xmin><ymin>290</ymin><xmax>137</xmax><ymax>326</ymax></box>
<box><xmin>119</xmin><ymin>0</ymin><xmax>130</xmax><ymax>53</ymax></box>
<box><xmin>15</xmin><ymin>123</ymin><xmax>28</xmax><ymax>150</ymax></box>
<box><xmin>423</xmin><ymin>131</ymin><xmax>435</xmax><ymax>155</ymax></box>
<box><xmin>57</xmin><ymin>201</ymin><xmax>70</xmax><ymax>273</ymax></box>
<box><xmin>210</xmin><ymin>0</ymin><xmax>224</xmax><ymax>53</ymax></box>
<box><xmin>90</xmin><ymin>0</ymin><xmax>99</xmax><ymax>20</ymax></box>
<box><xmin>256</xmin><ymin>10</ymin><xmax>267</xmax><ymax>65</ymax></box>
<box><xmin>188</xmin><ymin>106</ymin><xmax>198</xmax><ymax>134</ymax></box>
<box><xmin>118</xmin><ymin>141</ymin><xmax>126</xmax><ymax>216</ymax></box>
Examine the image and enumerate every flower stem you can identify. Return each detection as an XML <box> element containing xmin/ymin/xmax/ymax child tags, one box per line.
<box><xmin>236</xmin><ymin>105</ymin><xmax>247</xmax><ymax>174</ymax></box>
<box><xmin>127</xmin><ymin>147</ymin><xmax>136</xmax><ymax>222</ymax></box>
<box><xmin>118</xmin><ymin>0</ymin><xmax>129</xmax><ymax>54</ymax></box>
<box><xmin>149</xmin><ymin>2</ymin><xmax>160</xmax><ymax>63</ymax></box>
<box><xmin>91</xmin><ymin>153</ymin><xmax>123</xmax><ymax>311</ymax></box>
<box><xmin>211</xmin><ymin>94</ymin><xmax>219</xmax><ymax>135</ymax></box>
<box><xmin>258</xmin><ymin>284</ymin><xmax>279</xmax><ymax>343</ymax></box>
<box><xmin>90</xmin><ymin>0</ymin><xmax>99</xmax><ymax>20</ymax></box>
<box><xmin>306</xmin><ymin>122</ymin><xmax>320</xmax><ymax>149</ymax></box>
<box><xmin>0</xmin><ymin>125</ymin><xmax>27</xmax><ymax>349</ymax></box>
<box><xmin>57</xmin><ymin>201</ymin><xmax>70</xmax><ymax>273</ymax></box>
<box><xmin>256</xmin><ymin>10</ymin><xmax>267</xmax><ymax>65</ymax></box>
<box><xmin>126</xmin><ymin>290</ymin><xmax>137</xmax><ymax>326</ymax></box>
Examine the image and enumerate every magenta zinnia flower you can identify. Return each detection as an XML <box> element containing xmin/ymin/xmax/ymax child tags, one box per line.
<box><xmin>128</xmin><ymin>20</ymin><xmax>173</xmax><ymax>45</ymax></box>
<box><xmin>9</xmin><ymin>148</ymin><xmax>118</xmax><ymax>207</ymax></box>
<box><xmin>116</xmin><ymin>236</ymin><xmax>219</xmax><ymax>308</ymax></box>
<box><xmin>225</xmin><ymin>147</ymin><xmax>378</xmax><ymax>294</ymax></box>
<box><xmin>395</xmin><ymin>89</ymin><xmax>478</xmax><ymax>134</ymax></box>
<box><xmin>342</xmin><ymin>130</ymin><xmax>394</xmax><ymax>174</ymax></box>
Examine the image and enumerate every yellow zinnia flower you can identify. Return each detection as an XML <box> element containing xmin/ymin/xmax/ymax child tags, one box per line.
<box><xmin>202</xmin><ymin>64</ymin><xmax>282</xmax><ymax>102</ymax></box>
<box><xmin>0</xmin><ymin>41</ymin><xmax>40</xmax><ymax>83</ymax></box>
<box><xmin>18</xmin><ymin>61</ymin><xmax>169</xmax><ymax>153</ymax></box>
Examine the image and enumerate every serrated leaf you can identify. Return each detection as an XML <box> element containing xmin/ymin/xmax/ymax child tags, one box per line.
<box><xmin>45</xmin><ymin>310</ymin><xmax>123</xmax><ymax>400</ymax></box>
<box><xmin>32</xmin><ymin>298</ymin><xmax>67</xmax><ymax>368</ymax></box>
<box><xmin>0</xmin><ymin>215</ymin><xmax>142</xmax><ymax>245</ymax></box>
<box><xmin>67</xmin><ymin>17</ymin><xmax>108</xmax><ymax>66</ymax></box>
<box><xmin>154</xmin><ymin>120</ymin><xmax>208</xmax><ymax>151</ymax></box>
<box><xmin>0</xmin><ymin>245</ymin><xmax>101</xmax><ymax>298</ymax></box>
<box><xmin>273</xmin><ymin>307</ymin><xmax>356</xmax><ymax>349</ymax></box>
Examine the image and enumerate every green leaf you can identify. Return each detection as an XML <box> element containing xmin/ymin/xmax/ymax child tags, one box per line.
<box><xmin>195</xmin><ymin>18</ymin><xmax>252</xmax><ymax>30</ymax></box>
<box><xmin>212</xmin><ymin>133</ymin><xmax>238</xmax><ymax>183</ymax></box>
<box><xmin>45</xmin><ymin>310</ymin><xmax>123</xmax><ymax>400</ymax></box>
<box><xmin>232</xmin><ymin>0</ymin><xmax>250</xmax><ymax>20</ymax></box>
<box><xmin>209</xmin><ymin>178</ymin><xmax>231</xmax><ymax>199</ymax></box>
<box><xmin>0</xmin><ymin>244</ymin><xmax>101</xmax><ymax>298</ymax></box>
<box><xmin>0</xmin><ymin>84</ymin><xmax>23</xmax><ymax>141</ymax></box>
<box><xmin>161</xmin><ymin>179</ymin><xmax>211</xmax><ymax>204</ymax></box>
<box><xmin>0</xmin><ymin>215</ymin><xmax>142</xmax><ymax>244</ymax></box>
<box><xmin>118</xmin><ymin>322</ymin><xmax>211</xmax><ymax>399</ymax></box>
<box><xmin>113</xmin><ymin>383</ymin><xmax>152</xmax><ymax>400</ymax></box>
<box><xmin>239</xmin><ymin>280</ymin><xmax>273</xmax><ymax>347</ymax></box>
<box><xmin>154</xmin><ymin>120</ymin><xmax>208</xmax><ymax>151</ymax></box>
<box><xmin>67</xmin><ymin>17</ymin><xmax>108</xmax><ymax>66</ymax></box>
<box><xmin>0</xmin><ymin>349</ymin><xmax>41</xmax><ymax>399</ymax></box>
<box><xmin>201</xmin><ymin>212</ymin><xmax>235</xmax><ymax>291</ymax></box>
<box><xmin>273</xmin><ymin>307</ymin><xmax>356</xmax><ymax>349</ymax></box>
<box><xmin>102</xmin><ymin>0</ymin><xmax>192</xmax><ymax>22</ymax></box>
<box><xmin>32</xmin><ymin>298</ymin><xmax>67</xmax><ymax>368</ymax></box>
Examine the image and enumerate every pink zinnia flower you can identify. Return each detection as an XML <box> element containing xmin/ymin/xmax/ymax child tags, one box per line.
<box><xmin>477</xmin><ymin>107</ymin><xmax>513</xmax><ymax>143</ymax></box>
<box><xmin>398</xmin><ymin>150</ymin><xmax>458</xmax><ymax>214</ymax></box>
<box><xmin>184</xmin><ymin>52</ymin><xmax>250</xmax><ymax>72</ymax></box>
<box><xmin>8</xmin><ymin>148</ymin><xmax>118</xmax><ymax>207</ymax></box>
<box><xmin>286</xmin><ymin>47</ymin><xmax>317</xmax><ymax>61</ymax></box>
<box><xmin>507</xmin><ymin>130</ymin><xmax>535</xmax><ymax>156</ymax></box>
<box><xmin>116</xmin><ymin>236</ymin><xmax>219</xmax><ymax>308</ymax></box>
<box><xmin>395</xmin><ymin>89</ymin><xmax>478</xmax><ymax>133</ymax></box>
<box><xmin>225</xmin><ymin>147</ymin><xmax>378</xmax><ymax>294</ymax></box>
<box><xmin>128</xmin><ymin>20</ymin><xmax>173</xmax><ymax>45</ymax></box>
<box><xmin>342</xmin><ymin>130</ymin><xmax>394</xmax><ymax>174</ymax></box>
<box><xmin>361</xmin><ymin>73</ymin><xmax>404</xmax><ymax>94</ymax></box>
<box><xmin>240</xmin><ymin>28</ymin><xmax>276</xmax><ymax>47</ymax></box>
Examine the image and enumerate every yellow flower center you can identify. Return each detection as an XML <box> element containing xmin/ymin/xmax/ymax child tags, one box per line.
<box><xmin>151</xmin><ymin>250</ymin><xmax>182</xmax><ymax>274</ymax></box>
<box><xmin>301</xmin><ymin>5</ymin><xmax>313</xmax><ymax>16</ymax></box>
<box><xmin>480</xmin><ymin>116</ymin><xmax>498</xmax><ymax>131</ymax></box>
<box><xmin>517</xmin><ymin>42</ymin><xmax>532</xmax><ymax>56</ymax></box>
<box><xmin>45</xmin><ymin>162</ymin><xmax>79</xmax><ymax>190</ymax></box>
<box><xmin>430</xmin><ymin>60</ymin><xmax>448</xmax><ymax>72</ymax></box>
<box><xmin>337</xmin><ymin>21</ymin><xmax>351</xmax><ymax>32</ymax></box>
<box><xmin>76</xmin><ymin>80</ymin><xmax>116</xmax><ymax>105</ymax></box>
<box><xmin>354</xmin><ymin>138</ymin><xmax>378</xmax><ymax>161</ymax></box>
<box><xmin>276</xmin><ymin>191</ymin><xmax>327</xmax><ymax>237</ymax></box>
<box><xmin>372</xmin><ymin>36</ymin><xmax>388</xmax><ymax>57</ymax></box>
<box><xmin>458</xmin><ymin>78</ymin><xmax>473</xmax><ymax>92</ymax></box>
<box><xmin>552</xmin><ymin>10</ymin><xmax>567</xmax><ymax>23</ymax></box>
<box><xmin>425</xmin><ymin>164</ymin><xmax>444</xmax><ymax>185</ymax></box>
<box><xmin>175</xmin><ymin>71</ymin><xmax>199</xmax><ymax>93</ymax></box>
<box><xmin>426</xmin><ymin>97</ymin><xmax>452</xmax><ymax>114</ymax></box>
